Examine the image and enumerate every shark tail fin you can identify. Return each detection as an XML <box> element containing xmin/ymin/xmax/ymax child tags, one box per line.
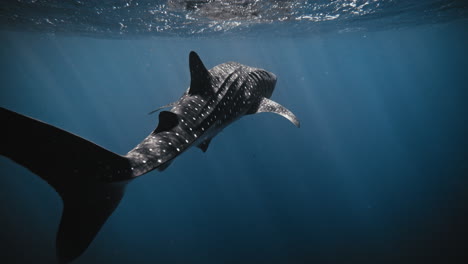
<box><xmin>0</xmin><ymin>107</ymin><xmax>133</xmax><ymax>263</ymax></box>
<box><xmin>56</xmin><ymin>182</ymin><xmax>126</xmax><ymax>263</ymax></box>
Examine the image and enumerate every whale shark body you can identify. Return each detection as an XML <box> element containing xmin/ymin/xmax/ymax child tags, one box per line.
<box><xmin>0</xmin><ymin>51</ymin><xmax>299</xmax><ymax>263</ymax></box>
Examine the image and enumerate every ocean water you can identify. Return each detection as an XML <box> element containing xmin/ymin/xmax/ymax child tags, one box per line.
<box><xmin>1</xmin><ymin>1</ymin><xmax>467</xmax><ymax>263</ymax></box>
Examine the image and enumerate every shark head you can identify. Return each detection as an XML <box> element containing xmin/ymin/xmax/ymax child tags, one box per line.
<box><xmin>189</xmin><ymin>50</ymin><xmax>277</xmax><ymax>101</ymax></box>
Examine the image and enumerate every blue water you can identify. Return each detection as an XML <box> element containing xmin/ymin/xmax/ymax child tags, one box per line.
<box><xmin>1</xmin><ymin>1</ymin><xmax>468</xmax><ymax>264</ymax></box>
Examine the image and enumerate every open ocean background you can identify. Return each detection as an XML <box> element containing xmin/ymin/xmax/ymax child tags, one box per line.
<box><xmin>1</xmin><ymin>1</ymin><xmax>467</xmax><ymax>263</ymax></box>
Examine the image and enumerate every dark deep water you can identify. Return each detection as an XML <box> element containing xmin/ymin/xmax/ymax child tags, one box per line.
<box><xmin>1</xmin><ymin>1</ymin><xmax>468</xmax><ymax>264</ymax></box>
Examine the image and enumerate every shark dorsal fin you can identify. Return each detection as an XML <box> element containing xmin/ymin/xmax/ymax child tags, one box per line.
<box><xmin>249</xmin><ymin>97</ymin><xmax>300</xmax><ymax>128</ymax></box>
<box><xmin>154</xmin><ymin>111</ymin><xmax>179</xmax><ymax>133</ymax></box>
<box><xmin>189</xmin><ymin>51</ymin><xmax>211</xmax><ymax>95</ymax></box>
<box><xmin>197</xmin><ymin>138</ymin><xmax>212</xmax><ymax>152</ymax></box>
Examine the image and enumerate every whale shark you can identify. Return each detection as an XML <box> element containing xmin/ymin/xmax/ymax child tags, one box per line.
<box><xmin>0</xmin><ymin>51</ymin><xmax>299</xmax><ymax>263</ymax></box>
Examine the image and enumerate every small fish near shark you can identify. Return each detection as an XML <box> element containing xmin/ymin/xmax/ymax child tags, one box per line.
<box><xmin>0</xmin><ymin>51</ymin><xmax>299</xmax><ymax>263</ymax></box>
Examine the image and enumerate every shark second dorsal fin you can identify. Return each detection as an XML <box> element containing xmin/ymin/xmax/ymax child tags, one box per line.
<box><xmin>154</xmin><ymin>111</ymin><xmax>179</xmax><ymax>133</ymax></box>
<box><xmin>157</xmin><ymin>161</ymin><xmax>173</xmax><ymax>172</ymax></box>
<box><xmin>189</xmin><ymin>51</ymin><xmax>212</xmax><ymax>95</ymax></box>
<box><xmin>249</xmin><ymin>97</ymin><xmax>300</xmax><ymax>128</ymax></box>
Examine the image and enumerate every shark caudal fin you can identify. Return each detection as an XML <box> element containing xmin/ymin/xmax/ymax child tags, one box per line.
<box><xmin>0</xmin><ymin>107</ymin><xmax>133</xmax><ymax>263</ymax></box>
<box><xmin>56</xmin><ymin>182</ymin><xmax>126</xmax><ymax>263</ymax></box>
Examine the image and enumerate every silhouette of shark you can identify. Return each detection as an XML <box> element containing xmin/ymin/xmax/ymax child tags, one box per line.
<box><xmin>0</xmin><ymin>51</ymin><xmax>299</xmax><ymax>263</ymax></box>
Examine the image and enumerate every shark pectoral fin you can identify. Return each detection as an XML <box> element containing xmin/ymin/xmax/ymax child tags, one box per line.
<box><xmin>250</xmin><ymin>97</ymin><xmax>300</xmax><ymax>128</ymax></box>
<box><xmin>148</xmin><ymin>102</ymin><xmax>176</xmax><ymax>115</ymax></box>
<box><xmin>188</xmin><ymin>51</ymin><xmax>212</xmax><ymax>95</ymax></box>
<box><xmin>154</xmin><ymin>111</ymin><xmax>180</xmax><ymax>133</ymax></box>
<box><xmin>197</xmin><ymin>138</ymin><xmax>212</xmax><ymax>152</ymax></box>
